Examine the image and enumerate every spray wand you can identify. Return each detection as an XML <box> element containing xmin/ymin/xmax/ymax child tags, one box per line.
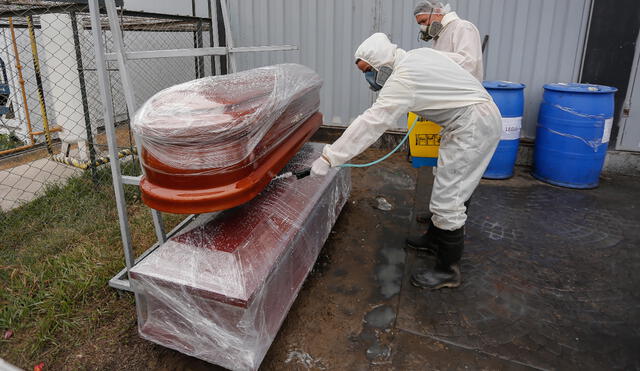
<box><xmin>275</xmin><ymin>116</ymin><xmax>419</xmax><ymax>181</ymax></box>
<box><xmin>272</xmin><ymin>168</ymin><xmax>312</xmax><ymax>181</ymax></box>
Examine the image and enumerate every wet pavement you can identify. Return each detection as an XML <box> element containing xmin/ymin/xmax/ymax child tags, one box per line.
<box><xmin>399</xmin><ymin>174</ymin><xmax>640</xmax><ymax>370</ymax></box>
<box><xmin>140</xmin><ymin>148</ymin><xmax>640</xmax><ymax>370</ymax></box>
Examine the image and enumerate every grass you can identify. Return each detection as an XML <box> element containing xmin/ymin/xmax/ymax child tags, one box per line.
<box><xmin>0</xmin><ymin>132</ymin><xmax>25</xmax><ymax>151</ymax></box>
<box><xmin>0</xmin><ymin>162</ymin><xmax>183</xmax><ymax>367</ymax></box>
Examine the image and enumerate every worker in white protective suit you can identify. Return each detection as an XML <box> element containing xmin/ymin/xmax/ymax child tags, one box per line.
<box><xmin>407</xmin><ymin>1</ymin><xmax>485</xmax><ymax>254</ymax></box>
<box><xmin>414</xmin><ymin>1</ymin><xmax>484</xmax><ymax>81</ymax></box>
<box><xmin>310</xmin><ymin>33</ymin><xmax>501</xmax><ymax>289</ymax></box>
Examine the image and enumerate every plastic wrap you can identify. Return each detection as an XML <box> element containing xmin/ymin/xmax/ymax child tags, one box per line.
<box><xmin>543</xmin><ymin>126</ymin><xmax>605</xmax><ymax>152</ymax></box>
<box><xmin>133</xmin><ymin>63</ymin><xmax>321</xmax><ymax>171</ymax></box>
<box><xmin>536</xmin><ymin>83</ymin><xmax>616</xmax><ymax>153</ymax></box>
<box><xmin>132</xmin><ymin>63</ymin><xmax>323</xmax><ymax>214</ymax></box>
<box><xmin>129</xmin><ymin>143</ymin><xmax>351</xmax><ymax>371</ymax></box>
<box><xmin>537</xmin><ymin>104</ymin><xmax>612</xmax><ymax>152</ymax></box>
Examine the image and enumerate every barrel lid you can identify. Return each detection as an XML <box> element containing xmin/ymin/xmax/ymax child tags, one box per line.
<box><xmin>483</xmin><ymin>80</ymin><xmax>525</xmax><ymax>90</ymax></box>
<box><xmin>544</xmin><ymin>83</ymin><xmax>617</xmax><ymax>94</ymax></box>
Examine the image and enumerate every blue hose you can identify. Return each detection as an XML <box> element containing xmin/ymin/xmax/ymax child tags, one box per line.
<box><xmin>338</xmin><ymin>115</ymin><xmax>419</xmax><ymax>168</ymax></box>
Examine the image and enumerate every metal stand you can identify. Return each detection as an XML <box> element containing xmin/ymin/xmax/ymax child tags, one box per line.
<box><xmin>87</xmin><ymin>0</ymin><xmax>298</xmax><ymax>292</ymax></box>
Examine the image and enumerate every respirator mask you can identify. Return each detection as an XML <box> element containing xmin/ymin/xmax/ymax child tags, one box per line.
<box><xmin>418</xmin><ymin>11</ymin><xmax>444</xmax><ymax>41</ymax></box>
<box><xmin>364</xmin><ymin>66</ymin><xmax>393</xmax><ymax>91</ymax></box>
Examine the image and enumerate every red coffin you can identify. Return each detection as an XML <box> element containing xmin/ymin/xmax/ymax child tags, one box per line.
<box><xmin>129</xmin><ymin>143</ymin><xmax>351</xmax><ymax>370</ymax></box>
<box><xmin>132</xmin><ymin>64</ymin><xmax>323</xmax><ymax>213</ymax></box>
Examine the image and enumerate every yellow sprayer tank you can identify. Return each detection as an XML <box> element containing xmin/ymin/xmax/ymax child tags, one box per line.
<box><xmin>407</xmin><ymin>112</ymin><xmax>441</xmax><ymax>167</ymax></box>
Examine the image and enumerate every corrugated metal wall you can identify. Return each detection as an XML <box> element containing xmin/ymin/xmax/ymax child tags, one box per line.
<box><xmin>229</xmin><ymin>0</ymin><xmax>592</xmax><ymax>139</ymax></box>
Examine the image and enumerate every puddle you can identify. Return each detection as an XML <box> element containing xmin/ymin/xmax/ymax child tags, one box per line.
<box><xmin>375</xmin><ymin>196</ymin><xmax>393</xmax><ymax>211</ymax></box>
<box><xmin>376</xmin><ymin>265</ymin><xmax>403</xmax><ymax>298</ymax></box>
<box><xmin>370</xmin><ymin>167</ymin><xmax>415</xmax><ymax>190</ymax></box>
<box><xmin>376</xmin><ymin>246</ymin><xmax>406</xmax><ymax>299</ymax></box>
<box><xmin>364</xmin><ymin>305</ymin><xmax>396</xmax><ymax>329</ymax></box>
<box><xmin>366</xmin><ymin>343</ymin><xmax>391</xmax><ymax>361</ymax></box>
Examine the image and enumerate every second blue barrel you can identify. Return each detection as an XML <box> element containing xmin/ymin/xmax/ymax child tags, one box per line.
<box><xmin>533</xmin><ymin>83</ymin><xmax>617</xmax><ymax>189</ymax></box>
<box><xmin>482</xmin><ymin>81</ymin><xmax>526</xmax><ymax>179</ymax></box>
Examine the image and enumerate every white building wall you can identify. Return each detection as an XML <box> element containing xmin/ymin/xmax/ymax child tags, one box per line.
<box><xmin>0</xmin><ymin>0</ymin><xmax>592</xmax><ymax>142</ymax></box>
<box><xmin>229</xmin><ymin>0</ymin><xmax>592</xmax><ymax>138</ymax></box>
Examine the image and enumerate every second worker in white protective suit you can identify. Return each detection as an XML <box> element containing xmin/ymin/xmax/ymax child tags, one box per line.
<box><xmin>414</xmin><ymin>1</ymin><xmax>484</xmax><ymax>81</ymax></box>
<box><xmin>408</xmin><ymin>1</ymin><xmax>485</xmax><ymax>254</ymax></box>
<box><xmin>310</xmin><ymin>33</ymin><xmax>501</xmax><ymax>289</ymax></box>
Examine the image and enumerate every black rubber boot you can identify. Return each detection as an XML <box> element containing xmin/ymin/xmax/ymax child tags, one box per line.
<box><xmin>416</xmin><ymin>213</ymin><xmax>431</xmax><ymax>224</ymax></box>
<box><xmin>411</xmin><ymin>224</ymin><xmax>464</xmax><ymax>290</ymax></box>
<box><xmin>408</xmin><ymin>198</ymin><xmax>470</xmax><ymax>252</ymax></box>
<box><xmin>406</xmin><ymin>220</ymin><xmax>437</xmax><ymax>254</ymax></box>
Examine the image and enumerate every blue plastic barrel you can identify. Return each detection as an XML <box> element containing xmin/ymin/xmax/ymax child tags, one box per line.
<box><xmin>482</xmin><ymin>81</ymin><xmax>526</xmax><ymax>179</ymax></box>
<box><xmin>533</xmin><ymin>83</ymin><xmax>617</xmax><ymax>189</ymax></box>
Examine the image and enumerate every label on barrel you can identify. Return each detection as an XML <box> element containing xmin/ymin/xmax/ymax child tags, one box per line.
<box><xmin>602</xmin><ymin>118</ymin><xmax>613</xmax><ymax>143</ymax></box>
<box><xmin>501</xmin><ymin>117</ymin><xmax>522</xmax><ymax>140</ymax></box>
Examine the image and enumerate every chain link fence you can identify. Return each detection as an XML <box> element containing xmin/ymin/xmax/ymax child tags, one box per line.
<box><xmin>0</xmin><ymin>1</ymin><xmax>217</xmax><ymax>211</ymax></box>
<box><xmin>0</xmin><ymin>2</ymin><xmax>222</xmax><ymax>363</ymax></box>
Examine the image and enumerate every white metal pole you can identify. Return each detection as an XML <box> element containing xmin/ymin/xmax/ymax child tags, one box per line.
<box><xmin>88</xmin><ymin>0</ymin><xmax>135</xmax><ymax>273</ymax></box>
<box><xmin>104</xmin><ymin>0</ymin><xmax>167</xmax><ymax>243</ymax></box>
<box><xmin>210</xmin><ymin>0</ymin><xmax>221</xmax><ymax>75</ymax></box>
<box><xmin>219</xmin><ymin>0</ymin><xmax>237</xmax><ymax>72</ymax></box>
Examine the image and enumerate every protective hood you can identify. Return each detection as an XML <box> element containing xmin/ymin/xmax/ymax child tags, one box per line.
<box><xmin>354</xmin><ymin>33</ymin><xmax>407</xmax><ymax>70</ymax></box>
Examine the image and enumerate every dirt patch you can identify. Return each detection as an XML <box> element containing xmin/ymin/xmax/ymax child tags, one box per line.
<box><xmin>49</xmin><ymin>293</ymin><xmax>214</xmax><ymax>371</ymax></box>
<box><xmin>0</xmin><ymin>125</ymin><xmax>135</xmax><ymax>171</ymax></box>
<box><xmin>0</xmin><ymin>144</ymin><xmax>60</xmax><ymax>171</ymax></box>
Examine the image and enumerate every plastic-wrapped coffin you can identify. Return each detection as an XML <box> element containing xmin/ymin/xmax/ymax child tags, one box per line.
<box><xmin>129</xmin><ymin>143</ymin><xmax>351</xmax><ymax>371</ymax></box>
<box><xmin>132</xmin><ymin>63</ymin><xmax>323</xmax><ymax>213</ymax></box>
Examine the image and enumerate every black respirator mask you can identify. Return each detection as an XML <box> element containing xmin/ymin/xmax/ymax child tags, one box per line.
<box><xmin>418</xmin><ymin>11</ymin><xmax>444</xmax><ymax>41</ymax></box>
<box><xmin>364</xmin><ymin>66</ymin><xmax>393</xmax><ymax>91</ymax></box>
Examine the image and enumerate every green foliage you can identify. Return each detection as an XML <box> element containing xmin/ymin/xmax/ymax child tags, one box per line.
<box><xmin>0</xmin><ymin>132</ymin><xmax>24</xmax><ymax>151</ymax></box>
<box><xmin>0</xmin><ymin>162</ymin><xmax>183</xmax><ymax>366</ymax></box>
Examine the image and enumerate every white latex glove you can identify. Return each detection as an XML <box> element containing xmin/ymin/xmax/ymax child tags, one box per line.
<box><xmin>310</xmin><ymin>156</ymin><xmax>331</xmax><ymax>177</ymax></box>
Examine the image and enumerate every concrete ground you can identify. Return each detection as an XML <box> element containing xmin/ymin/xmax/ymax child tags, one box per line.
<box><xmin>0</xmin><ymin>155</ymin><xmax>82</xmax><ymax>211</ymax></box>
<box><xmin>0</xmin><ymin>126</ymin><xmax>134</xmax><ymax>211</ymax></box>
<box><xmin>146</xmin><ymin>148</ymin><xmax>639</xmax><ymax>370</ymax></box>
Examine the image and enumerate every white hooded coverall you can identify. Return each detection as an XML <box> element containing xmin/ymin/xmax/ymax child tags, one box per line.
<box><xmin>322</xmin><ymin>33</ymin><xmax>501</xmax><ymax>231</ymax></box>
<box><xmin>432</xmin><ymin>11</ymin><xmax>484</xmax><ymax>81</ymax></box>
